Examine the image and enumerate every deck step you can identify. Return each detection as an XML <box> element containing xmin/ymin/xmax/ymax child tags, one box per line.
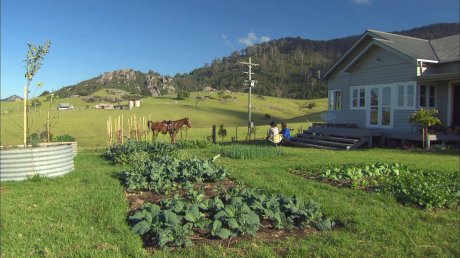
<box><xmin>292</xmin><ymin>137</ymin><xmax>352</xmax><ymax>149</ymax></box>
<box><xmin>297</xmin><ymin>133</ymin><xmax>358</xmax><ymax>144</ymax></box>
<box><xmin>289</xmin><ymin>139</ymin><xmax>341</xmax><ymax>150</ymax></box>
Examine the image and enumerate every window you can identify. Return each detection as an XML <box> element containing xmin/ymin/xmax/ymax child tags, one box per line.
<box><xmin>397</xmin><ymin>85</ymin><xmax>404</xmax><ymax>107</ymax></box>
<box><xmin>395</xmin><ymin>83</ymin><xmax>415</xmax><ymax>109</ymax></box>
<box><xmin>407</xmin><ymin>85</ymin><xmax>414</xmax><ymax>107</ymax></box>
<box><xmin>328</xmin><ymin>90</ymin><xmax>341</xmax><ymax>111</ymax></box>
<box><xmin>419</xmin><ymin>85</ymin><xmax>435</xmax><ymax>108</ymax></box>
<box><xmin>351</xmin><ymin>87</ymin><xmax>366</xmax><ymax>109</ymax></box>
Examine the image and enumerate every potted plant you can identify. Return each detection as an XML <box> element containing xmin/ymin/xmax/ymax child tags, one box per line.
<box><xmin>408</xmin><ymin>108</ymin><xmax>441</xmax><ymax>150</ymax></box>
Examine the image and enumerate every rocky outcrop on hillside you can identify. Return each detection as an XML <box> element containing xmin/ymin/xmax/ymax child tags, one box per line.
<box><xmin>96</xmin><ymin>69</ymin><xmax>137</xmax><ymax>85</ymax></box>
<box><xmin>55</xmin><ymin>69</ymin><xmax>176</xmax><ymax>98</ymax></box>
<box><xmin>2</xmin><ymin>95</ymin><xmax>23</xmax><ymax>101</ymax></box>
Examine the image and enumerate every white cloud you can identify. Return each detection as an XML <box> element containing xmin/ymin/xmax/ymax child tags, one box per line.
<box><xmin>238</xmin><ymin>33</ymin><xmax>271</xmax><ymax>46</ymax></box>
<box><xmin>220</xmin><ymin>34</ymin><xmax>234</xmax><ymax>50</ymax></box>
<box><xmin>260</xmin><ymin>36</ymin><xmax>271</xmax><ymax>43</ymax></box>
<box><xmin>351</xmin><ymin>0</ymin><xmax>371</xmax><ymax>5</ymax></box>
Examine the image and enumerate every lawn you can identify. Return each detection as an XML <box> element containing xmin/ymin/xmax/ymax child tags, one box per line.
<box><xmin>1</xmin><ymin>146</ymin><xmax>458</xmax><ymax>257</ymax></box>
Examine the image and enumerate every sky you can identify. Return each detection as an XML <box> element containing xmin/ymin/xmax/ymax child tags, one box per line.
<box><xmin>1</xmin><ymin>0</ymin><xmax>459</xmax><ymax>98</ymax></box>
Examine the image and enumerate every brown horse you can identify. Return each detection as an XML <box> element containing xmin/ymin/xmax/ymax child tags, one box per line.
<box><xmin>147</xmin><ymin>117</ymin><xmax>192</xmax><ymax>143</ymax></box>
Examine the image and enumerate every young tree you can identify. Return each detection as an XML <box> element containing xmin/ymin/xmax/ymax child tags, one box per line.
<box><xmin>23</xmin><ymin>40</ymin><xmax>51</xmax><ymax>145</ymax></box>
<box><xmin>408</xmin><ymin>108</ymin><xmax>441</xmax><ymax>150</ymax></box>
<box><xmin>218</xmin><ymin>124</ymin><xmax>227</xmax><ymax>143</ymax></box>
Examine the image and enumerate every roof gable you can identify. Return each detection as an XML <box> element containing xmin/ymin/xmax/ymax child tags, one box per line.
<box><xmin>324</xmin><ymin>29</ymin><xmax>460</xmax><ymax>79</ymax></box>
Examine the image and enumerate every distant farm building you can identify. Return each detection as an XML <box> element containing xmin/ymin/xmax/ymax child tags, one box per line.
<box><xmin>114</xmin><ymin>104</ymin><xmax>130</xmax><ymax>110</ymax></box>
<box><xmin>95</xmin><ymin>103</ymin><xmax>114</xmax><ymax>109</ymax></box>
<box><xmin>57</xmin><ymin>103</ymin><xmax>74</xmax><ymax>110</ymax></box>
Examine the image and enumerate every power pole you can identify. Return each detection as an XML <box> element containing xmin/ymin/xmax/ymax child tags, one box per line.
<box><xmin>240</xmin><ymin>57</ymin><xmax>259</xmax><ymax>139</ymax></box>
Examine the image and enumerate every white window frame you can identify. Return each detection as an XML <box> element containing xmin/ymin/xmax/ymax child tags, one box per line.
<box><xmin>365</xmin><ymin>84</ymin><xmax>394</xmax><ymax>129</ymax></box>
<box><xmin>350</xmin><ymin>86</ymin><xmax>366</xmax><ymax>110</ymax></box>
<box><xmin>394</xmin><ymin>82</ymin><xmax>416</xmax><ymax>110</ymax></box>
<box><xmin>328</xmin><ymin>90</ymin><xmax>341</xmax><ymax>111</ymax></box>
<box><xmin>419</xmin><ymin>84</ymin><xmax>436</xmax><ymax>108</ymax></box>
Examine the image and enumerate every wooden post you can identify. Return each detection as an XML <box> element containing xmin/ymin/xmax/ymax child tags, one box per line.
<box><xmin>47</xmin><ymin>111</ymin><xmax>50</xmax><ymax>142</ymax></box>
<box><xmin>23</xmin><ymin>85</ymin><xmax>28</xmax><ymax>146</ymax></box>
<box><xmin>212</xmin><ymin>125</ymin><xmax>216</xmax><ymax>144</ymax></box>
<box><xmin>235</xmin><ymin>126</ymin><xmax>238</xmax><ymax>142</ymax></box>
<box><xmin>121</xmin><ymin>114</ymin><xmax>124</xmax><ymax>144</ymax></box>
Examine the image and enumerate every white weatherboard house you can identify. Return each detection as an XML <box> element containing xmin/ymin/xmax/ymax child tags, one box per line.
<box><xmin>291</xmin><ymin>30</ymin><xmax>460</xmax><ymax>149</ymax></box>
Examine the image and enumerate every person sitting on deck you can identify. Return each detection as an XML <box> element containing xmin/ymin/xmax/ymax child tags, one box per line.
<box><xmin>266</xmin><ymin>121</ymin><xmax>279</xmax><ymax>141</ymax></box>
<box><xmin>280</xmin><ymin>122</ymin><xmax>291</xmax><ymax>143</ymax></box>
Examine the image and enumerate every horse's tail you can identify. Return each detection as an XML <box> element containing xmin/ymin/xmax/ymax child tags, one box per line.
<box><xmin>147</xmin><ymin>120</ymin><xmax>152</xmax><ymax>129</ymax></box>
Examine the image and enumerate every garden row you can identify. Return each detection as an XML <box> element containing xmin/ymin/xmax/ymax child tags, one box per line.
<box><xmin>290</xmin><ymin>162</ymin><xmax>460</xmax><ymax>210</ymax></box>
<box><xmin>104</xmin><ymin>140</ymin><xmax>333</xmax><ymax>249</ymax></box>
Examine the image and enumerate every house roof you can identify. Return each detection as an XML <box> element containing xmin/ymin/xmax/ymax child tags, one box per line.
<box><xmin>367</xmin><ymin>30</ymin><xmax>438</xmax><ymax>61</ymax></box>
<box><xmin>430</xmin><ymin>34</ymin><xmax>460</xmax><ymax>63</ymax></box>
<box><xmin>324</xmin><ymin>30</ymin><xmax>460</xmax><ymax>79</ymax></box>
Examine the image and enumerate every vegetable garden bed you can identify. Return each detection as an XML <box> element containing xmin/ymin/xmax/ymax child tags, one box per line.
<box><xmin>289</xmin><ymin>162</ymin><xmax>460</xmax><ymax>210</ymax></box>
<box><xmin>104</xmin><ymin>140</ymin><xmax>336</xmax><ymax>250</ymax></box>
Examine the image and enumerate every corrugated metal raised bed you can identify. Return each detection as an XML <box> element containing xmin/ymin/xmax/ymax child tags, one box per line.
<box><xmin>39</xmin><ymin>142</ymin><xmax>78</xmax><ymax>157</ymax></box>
<box><xmin>0</xmin><ymin>143</ymin><xmax>75</xmax><ymax>181</ymax></box>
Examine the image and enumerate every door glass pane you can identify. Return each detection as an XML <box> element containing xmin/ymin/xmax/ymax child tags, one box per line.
<box><xmin>371</xmin><ymin>88</ymin><xmax>379</xmax><ymax>106</ymax></box>
<box><xmin>382</xmin><ymin>107</ymin><xmax>391</xmax><ymax>125</ymax></box>
<box><xmin>370</xmin><ymin>107</ymin><xmax>378</xmax><ymax>124</ymax></box>
<box><xmin>382</xmin><ymin>87</ymin><xmax>391</xmax><ymax>106</ymax></box>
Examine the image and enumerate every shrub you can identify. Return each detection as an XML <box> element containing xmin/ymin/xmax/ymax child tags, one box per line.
<box><xmin>27</xmin><ymin>133</ymin><xmax>41</xmax><ymax>147</ymax></box>
<box><xmin>306</xmin><ymin>102</ymin><xmax>316</xmax><ymax>109</ymax></box>
<box><xmin>53</xmin><ymin>134</ymin><xmax>76</xmax><ymax>142</ymax></box>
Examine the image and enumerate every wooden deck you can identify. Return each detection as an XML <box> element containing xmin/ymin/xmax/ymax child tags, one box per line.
<box><xmin>295</xmin><ymin>125</ymin><xmax>460</xmax><ymax>148</ymax></box>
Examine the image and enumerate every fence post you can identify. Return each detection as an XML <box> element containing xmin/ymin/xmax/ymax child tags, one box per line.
<box><xmin>235</xmin><ymin>126</ymin><xmax>238</xmax><ymax>142</ymax></box>
<box><xmin>212</xmin><ymin>125</ymin><xmax>216</xmax><ymax>144</ymax></box>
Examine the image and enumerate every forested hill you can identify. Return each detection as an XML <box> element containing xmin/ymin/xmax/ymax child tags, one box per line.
<box><xmin>55</xmin><ymin>23</ymin><xmax>459</xmax><ymax>100</ymax></box>
<box><xmin>174</xmin><ymin>23</ymin><xmax>459</xmax><ymax>99</ymax></box>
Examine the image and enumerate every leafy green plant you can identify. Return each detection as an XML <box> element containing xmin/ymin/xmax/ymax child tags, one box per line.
<box><xmin>383</xmin><ymin>170</ymin><xmax>460</xmax><ymax>210</ymax></box>
<box><xmin>104</xmin><ymin>140</ymin><xmax>177</xmax><ymax>165</ymax></box>
<box><xmin>122</xmin><ymin>155</ymin><xmax>227</xmax><ymax>194</ymax></box>
<box><xmin>219</xmin><ymin>144</ymin><xmax>286</xmax><ymax>160</ymax></box>
<box><xmin>213</xmin><ymin>198</ymin><xmax>261</xmax><ymax>237</ymax></box>
<box><xmin>300</xmin><ymin>162</ymin><xmax>460</xmax><ymax>210</ymax></box>
<box><xmin>174</xmin><ymin>139</ymin><xmax>213</xmax><ymax>149</ymax></box>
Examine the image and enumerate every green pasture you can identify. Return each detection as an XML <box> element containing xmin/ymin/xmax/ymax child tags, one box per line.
<box><xmin>1</xmin><ymin>147</ymin><xmax>458</xmax><ymax>257</ymax></box>
<box><xmin>0</xmin><ymin>92</ymin><xmax>326</xmax><ymax>147</ymax></box>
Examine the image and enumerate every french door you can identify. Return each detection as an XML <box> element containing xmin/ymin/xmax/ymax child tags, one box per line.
<box><xmin>367</xmin><ymin>86</ymin><xmax>392</xmax><ymax>128</ymax></box>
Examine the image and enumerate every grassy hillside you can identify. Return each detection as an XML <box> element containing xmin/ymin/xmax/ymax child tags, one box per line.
<box><xmin>0</xmin><ymin>92</ymin><xmax>327</xmax><ymax>147</ymax></box>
